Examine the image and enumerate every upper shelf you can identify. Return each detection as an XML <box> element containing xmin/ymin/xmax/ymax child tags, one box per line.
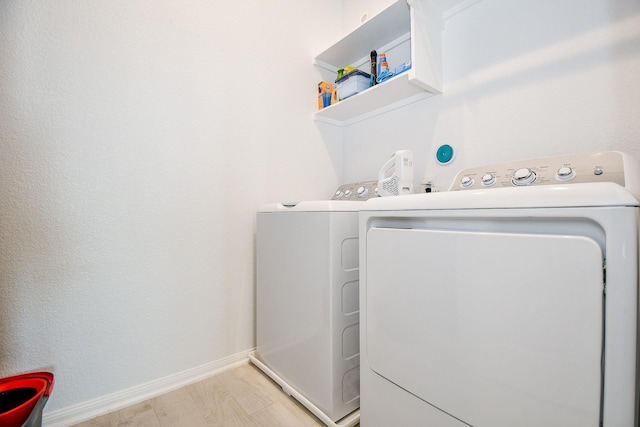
<box><xmin>314</xmin><ymin>1</ymin><xmax>411</xmax><ymax>72</ymax></box>
<box><xmin>313</xmin><ymin>0</ymin><xmax>443</xmax><ymax>126</ymax></box>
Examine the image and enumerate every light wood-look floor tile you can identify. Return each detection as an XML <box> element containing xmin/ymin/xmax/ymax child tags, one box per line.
<box><xmin>152</xmin><ymin>386</ymin><xmax>209</xmax><ymax>426</ymax></box>
<box><xmin>72</xmin><ymin>362</ymin><xmax>330</xmax><ymax>427</ymax></box>
<box><xmin>216</xmin><ymin>365</ymin><xmax>279</xmax><ymax>415</ymax></box>
<box><xmin>186</xmin><ymin>376</ymin><xmax>257</xmax><ymax>426</ymax></box>
<box><xmin>71</xmin><ymin>401</ymin><xmax>160</xmax><ymax>427</ymax></box>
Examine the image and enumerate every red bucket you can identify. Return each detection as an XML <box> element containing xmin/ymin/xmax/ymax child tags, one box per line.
<box><xmin>0</xmin><ymin>372</ymin><xmax>54</xmax><ymax>427</ymax></box>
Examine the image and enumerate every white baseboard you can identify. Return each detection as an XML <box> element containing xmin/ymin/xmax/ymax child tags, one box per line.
<box><xmin>43</xmin><ymin>348</ymin><xmax>255</xmax><ymax>427</ymax></box>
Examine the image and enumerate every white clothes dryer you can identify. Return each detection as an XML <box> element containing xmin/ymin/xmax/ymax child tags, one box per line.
<box><xmin>252</xmin><ymin>180</ymin><xmax>377</xmax><ymax>427</ymax></box>
<box><xmin>359</xmin><ymin>152</ymin><xmax>640</xmax><ymax>426</ymax></box>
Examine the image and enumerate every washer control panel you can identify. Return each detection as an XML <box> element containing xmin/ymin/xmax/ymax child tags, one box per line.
<box><xmin>450</xmin><ymin>152</ymin><xmax>627</xmax><ymax>191</ymax></box>
<box><xmin>332</xmin><ymin>180</ymin><xmax>379</xmax><ymax>200</ymax></box>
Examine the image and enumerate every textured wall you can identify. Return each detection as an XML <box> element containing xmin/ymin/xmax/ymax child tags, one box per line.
<box><xmin>0</xmin><ymin>0</ymin><xmax>342</xmax><ymax>415</ymax></box>
<box><xmin>343</xmin><ymin>0</ymin><xmax>640</xmax><ymax>190</ymax></box>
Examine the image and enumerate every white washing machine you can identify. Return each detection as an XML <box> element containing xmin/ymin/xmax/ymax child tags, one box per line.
<box><xmin>251</xmin><ymin>180</ymin><xmax>377</xmax><ymax>427</ymax></box>
<box><xmin>359</xmin><ymin>152</ymin><xmax>640</xmax><ymax>426</ymax></box>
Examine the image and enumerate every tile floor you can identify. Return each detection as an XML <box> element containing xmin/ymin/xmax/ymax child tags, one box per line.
<box><xmin>71</xmin><ymin>362</ymin><xmax>332</xmax><ymax>426</ymax></box>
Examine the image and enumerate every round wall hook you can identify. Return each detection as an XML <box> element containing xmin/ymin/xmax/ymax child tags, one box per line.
<box><xmin>435</xmin><ymin>144</ymin><xmax>455</xmax><ymax>164</ymax></box>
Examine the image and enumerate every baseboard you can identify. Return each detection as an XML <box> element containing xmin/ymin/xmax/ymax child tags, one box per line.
<box><xmin>43</xmin><ymin>348</ymin><xmax>255</xmax><ymax>427</ymax></box>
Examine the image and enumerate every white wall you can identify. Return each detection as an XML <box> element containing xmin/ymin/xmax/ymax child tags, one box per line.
<box><xmin>342</xmin><ymin>0</ymin><xmax>395</xmax><ymax>34</ymax></box>
<box><xmin>343</xmin><ymin>0</ymin><xmax>640</xmax><ymax>191</ymax></box>
<box><xmin>0</xmin><ymin>0</ymin><xmax>342</xmax><ymax>419</ymax></box>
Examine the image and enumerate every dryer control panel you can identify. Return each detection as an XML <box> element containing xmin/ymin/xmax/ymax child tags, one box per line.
<box><xmin>450</xmin><ymin>151</ymin><xmax>634</xmax><ymax>191</ymax></box>
<box><xmin>332</xmin><ymin>180</ymin><xmax>379</xmax><ymax>200</ymax></box>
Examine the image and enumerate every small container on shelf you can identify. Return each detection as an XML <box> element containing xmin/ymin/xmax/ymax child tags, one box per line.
<box><xmin>335</xmin><ymin>70</ymin><xmax>372</xmax><ymax>100</ymax></box>
<box><xmin>318</xmin><ymin>81</ymin><xmax>334</xmax><ymax>109</ymax></box>
<box><xmin>394</xmin><ymin>61</ymin><xmax>412</xmax><ymax>76</ymax></box>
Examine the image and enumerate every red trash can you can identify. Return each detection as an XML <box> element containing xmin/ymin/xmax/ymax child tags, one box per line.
<box><xmin>0</xmin><ymin>372</ymin><xmax>54</xmax><ymax>427</ymax></box>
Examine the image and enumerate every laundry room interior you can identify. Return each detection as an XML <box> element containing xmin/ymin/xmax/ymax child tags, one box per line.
<box><xmin>1</xmin><ymin>0</ymin><xmax>639</xmax><ymax>426</ymax></box>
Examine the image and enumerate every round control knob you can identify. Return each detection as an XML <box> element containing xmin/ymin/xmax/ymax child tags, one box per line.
<box><xmin>594</xmin><ymin>167</ymin><xmax>603</xmax><ymax>176</ymax></box>
<box><xmin>512</xmin><ymin>168</ymin><xmax>537</xmax><ymax>186</ymax></box>
<box><xmin>344</xmin><ymin>190</ymin><xmax>352</xmax><ymax>197</ymax></box>
<box><xmin>460</xmin><ymin>176</ymin><xmax>474</xmax><ymax>188</ymax></box>
<box><xmin>556</xmin><ymin>166</ymin><xmax>575</xmax><ymax>181</ymax></box>
<box><xmin>356</xmin><ymin>186</ymin><xmax>369</xmax><ymax>198</ymax></box>
<box><xmin>335</xmin><ymin>190</ymin><xmax>344</xmax><ymax>199</ymax></box>
<box><xmin>481</xmin><ymin>173</ymin><xmax>496</xmax><ymax>186</ymax></box>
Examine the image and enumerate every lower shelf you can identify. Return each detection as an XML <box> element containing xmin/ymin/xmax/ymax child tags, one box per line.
<box><xmin>314</xmin><ymin>70</ymin><xmax>438</xmax><ymax>126</ymax></box>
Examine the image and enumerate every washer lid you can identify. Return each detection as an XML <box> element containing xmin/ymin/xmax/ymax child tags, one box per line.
<box><xmin>361</xmin><ymin>182</ymin><xmax>639</xmax><ymax>211</ymax></box>
<box><xmin>259</xmin><ymin>200</ymin><xmax>364</xmax><ymax>213</ymax></box>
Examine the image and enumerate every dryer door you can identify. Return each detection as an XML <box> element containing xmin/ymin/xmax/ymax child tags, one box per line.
<box><xmin>366</xmin><ymin>227</ymin><xmax>604</xmax><ymax>426</ymax></box>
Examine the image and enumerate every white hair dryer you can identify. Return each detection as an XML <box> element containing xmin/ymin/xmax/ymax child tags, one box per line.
<box><xmin>377</xmin><ymin>150</ymin><xmax>414</xmax><ymax>197</ymax></box>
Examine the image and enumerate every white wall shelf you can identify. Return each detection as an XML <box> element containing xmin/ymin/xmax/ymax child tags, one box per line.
<box><xmin>313</xmin><ymin>0</ymin><xmax>443</xmax><ymax>126</ymax></box>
